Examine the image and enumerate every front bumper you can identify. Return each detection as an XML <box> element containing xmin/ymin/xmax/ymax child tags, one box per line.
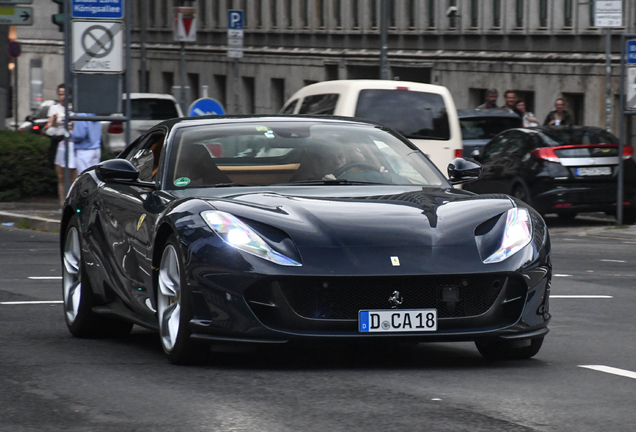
<box><xmin>186</xmin><ymin>268</ymin><xmax>551</xmax><ymax>344</ymax></box>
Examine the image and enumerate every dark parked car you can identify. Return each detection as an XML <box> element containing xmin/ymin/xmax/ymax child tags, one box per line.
<box><xmin>61</xmin><ymin>116</ymin><xmax>551</xmax><ymax>364</ymax></box>
<box><xmin>18</xmin><ymin>100</ymin><xmax>56</xmax><ymax>134</ymax></box>
<box><xmin>465</xmin><ymin>125</ymin><xmax>636</xmax><ymax>222</ymax></box>
<box><xmin>458</xmin><ymin>108</ymin><xmax>523</xmax><ymax>157</ymax></box>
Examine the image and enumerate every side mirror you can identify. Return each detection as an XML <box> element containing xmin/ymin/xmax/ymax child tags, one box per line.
<box><xmin>95</xmin><ymin>159</ymin><xmax>155</xmax><ymax>188</ymax></box>
<box><xmin>448</xmin><ymin>157</ymin><xmax>482</xmax><ymax>185</ymax></box>
<box><xmin>470</xmin><ymin>149</ymin><xmax>481</xmax><ymax>160</ymax></box>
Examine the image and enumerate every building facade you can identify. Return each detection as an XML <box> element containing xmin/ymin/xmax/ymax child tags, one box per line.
<box><xmin>15</xmin><ymin>0</ymin><xmax>636</xmax><ymax>133</ymax></box>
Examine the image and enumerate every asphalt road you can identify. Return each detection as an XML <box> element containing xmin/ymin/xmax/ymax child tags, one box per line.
<box><xmin>1</xmin><ymin>218</ymin><xmax>635</xmax><ymax>432</ymax></box>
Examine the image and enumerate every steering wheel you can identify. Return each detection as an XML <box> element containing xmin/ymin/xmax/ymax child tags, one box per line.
<box><xmin>333</xmin><ymin>162</ymin><xmax>380</xmax><ymax>178</ymax></box>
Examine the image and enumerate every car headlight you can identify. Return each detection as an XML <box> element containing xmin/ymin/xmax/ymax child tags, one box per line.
<box><xmin>201</xmin><ymin>211</ymin><xmax>301</xmax><ymax>266</ymax></box>
<box><xmin>483</xmin><ymin>208</ymin><xmax>532</xmax><ymax>264</ymax></box>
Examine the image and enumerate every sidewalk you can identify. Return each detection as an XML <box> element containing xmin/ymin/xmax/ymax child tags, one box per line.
<box><xmin>0</xmin><ymin>198</ymin><xmax>61</xmax><ymax>233</ymax></box>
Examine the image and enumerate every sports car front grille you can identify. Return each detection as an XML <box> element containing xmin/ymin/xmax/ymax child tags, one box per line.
<box><xmin>274</xmin><ymin>274</ymin><xmax>522</xmax><ymax>320</ymax></box>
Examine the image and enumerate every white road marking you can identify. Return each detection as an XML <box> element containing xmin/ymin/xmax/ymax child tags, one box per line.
<box><xmin>554</xmin><ymin>274</ymin><xmax>572</xmax><ymax>277</ymax></box>
<box><xmin>551</xmin><ymin>295</ymin><xmax>613</xmax><ymax>299</ymax></box>
<box><xmin>28</xmin><ymin>276</ymin><xmax>62</xmax><ymax>280</ymax></box>
<box><xmin>579</xmin><ymin>365</ymin><xmax>636</xmax><ymax>380</ymax></box>
<box><xmin>0</xmin><ymin>301</ymin><xmax>63</xmax><ymax>305</ymax></box>
<box><xmin>601</xmin><ymin>259</ymin><xmax>627</xmax><ymax>263</ymax></box>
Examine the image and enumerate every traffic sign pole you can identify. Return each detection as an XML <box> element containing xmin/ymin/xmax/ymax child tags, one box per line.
<box><xmin>228</xmin><ymin>10</ymin><xmax>244</xmax><ymax>115</ymax></box>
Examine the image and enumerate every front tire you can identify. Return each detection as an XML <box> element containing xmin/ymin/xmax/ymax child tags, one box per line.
<box><xmin>62</xmin><ymin>215</ymin><xmax>133</xmax><ymax>338</ymax></box>
<box><xmin>157</xmin><ymin>235</ymin><xmax>204</xmax><ymax>364</ymax></box>
<box><xmin>475</xmin><ymin>337</ymin><xmax>544</xmax><ymax>360</ymax></box>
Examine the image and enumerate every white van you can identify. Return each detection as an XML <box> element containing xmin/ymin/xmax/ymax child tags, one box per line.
<box><xmin>280</xmin><ymin>80</ymin><xmax>462</xmax><ymax>174</ymax></box>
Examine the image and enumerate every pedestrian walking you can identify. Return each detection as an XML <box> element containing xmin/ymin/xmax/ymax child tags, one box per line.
<box><xmin>502</xmin><ymin>89</ymin><xmax>523</xmax><ymax>117</ymax></box>
<box><xmin>477</xmin><ymin>89</ymin><xmax>499</xmax><ymax>109</ymax></box>
<box><xmin>44</xmin><ymin>84</ymin><xmax>76</xmax><ymax>208</ymax></box>
<box><xmin>516</xmin><ymin>99</ymin><xmax>539</xmax><ymax>127</ymax></box>
<box><xmin>543</xmin><ymin>98</ymin><xmax>574</xmax><ymax>126</ymax></box>
<box><xmin>44</xmin><ymin>84</ymin><xmax>67</xmax><ymax>167</ymax></box>
<box><xmin>72</xmin><ymin>113</ymin><xmax>102</xmax><ymax>174</ymax></box>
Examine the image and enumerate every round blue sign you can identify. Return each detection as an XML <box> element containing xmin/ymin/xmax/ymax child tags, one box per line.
<box><xmin>8</xmin><ymin>41</ymin><xmax>21</xmax><ymax>58</ymax></box>
<box><xmin>188</xmin><ymin>98</ymin><xmax>225</xmax><ymax>117</ymax></box>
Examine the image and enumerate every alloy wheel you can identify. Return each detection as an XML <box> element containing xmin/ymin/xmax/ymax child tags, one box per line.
<box><xmin>62</xmin><ymin>227</ymin><xmax>82</xmax><ymax>324</ymax></box>
<box><xmin>158</xmin><ymin>244</ymin><xmax>182</xmax><ymax>352</ymax></box>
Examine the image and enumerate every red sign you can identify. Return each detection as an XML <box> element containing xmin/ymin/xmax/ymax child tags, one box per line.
<box><xmin>173</xmin><ymin>7</ymin><xmax>196</xmax><ymax>42</ymax></box>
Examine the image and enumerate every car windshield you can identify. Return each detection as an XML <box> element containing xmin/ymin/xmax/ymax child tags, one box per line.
<box><xmin>460</xmin><ymin>116</ymin><xmax>522</xmax><ymax>140</ymax></box>
<box><xmin>131</xmin><ymin>99</ymin><xmax>180</xmax><ymax>120</ymax></box>
<box><xmin>354</xmin><ymin>89</ymin><xmax>451</xmax><ymax>141</ymax></box>
<box><xmin>166</xmin><ymin>121</ymin><xmax>446</xmax><ymax>188</ymax></box>
<box><xmin>539</xmin><ymin>127</ymin><xmax>618</xmax><ymax>146</ymax></box>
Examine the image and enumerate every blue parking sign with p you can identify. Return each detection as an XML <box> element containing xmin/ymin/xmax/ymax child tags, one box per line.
<box><xmin>228</xmin><ymin>10</ymin><xmax>244</xmax><ymax>30</ymax></box>
<box><xmin>628</xmin><ymin>40</ymin><xmax>636</xmax><ymax>65</ymax></box>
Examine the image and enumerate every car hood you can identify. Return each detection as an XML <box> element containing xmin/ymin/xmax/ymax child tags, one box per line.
<box><xmin>197</xmin><ymin>187</ymin><xmax>514</xmax><ymax>248</ymax></box>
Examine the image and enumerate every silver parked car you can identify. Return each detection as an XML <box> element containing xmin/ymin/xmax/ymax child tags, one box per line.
<box><xmin>101</xmin><ymin>93</ymin><xmax>184</xmax><ymax>154</ymax></box>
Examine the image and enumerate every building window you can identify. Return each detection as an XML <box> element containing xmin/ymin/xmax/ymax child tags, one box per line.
<box><xmin>470</xmin><ymin>0</ymin><xmax>478</xmax><ymax>27</ymax></box>
<box><xmin>371</xmin><ymin>0</ymin><xmax>378</xmax><ymax>29</ymax></box>
<box><xmin>271</xmin><ymin>78</ymin><xmax>285</xmax><ymax>113</ymax></box>
<box><xmin>160</xmin><ymin>0</ymin><xmax>168</xmax><ymax>27</ymax></box>
<box><xmin>148</xmin><ymin>0</ymin><xmax>155</xmax><ymax>27</ymax></box>
<box><xmin>516</xmin><ymin>0</ymin><xmax>524</xmax><ymax>27</ymax></box>
<box><xmin>188</xmin><ymin>73</ymin><xmax>199</xmax><ymax>105</ymax></box>
<box><xmin>242</xmin><ymin>0</ymin><xmax>248</xmax><ymax>27</ymax></box>
<box><xmin>352</xmin><ymin>0</ymin><xmax>359</xmax><ymax>28</ymax></box>
<box><xmin>334</xmin><ymin>0</ymin><xmax>342</xmax><ymax>28</ymax></box>
<box><xmin>589</xmin><ymin>0</ymin><xmax>595</xmax><ymax>27</ymax></box>
<box><xmin>428</xmin><ymin>0</ymin><xmax>435</xmax><ymax>27</ymax></box>
<box><xmin>214</xmin><ymin>0</ymin><xmax>221</xmax><ymax>27</ymax></box>
<box><xmin>256</xmin><ymin>0</ymin><xmax>262</xmax><ymax>28</ymax></box>
<box><xmin>539</xmin><ymin>0</ymin><xmax>548</xmax><ymax>28</ymax></box>
<box><xmin>300</xmin><ymin>0</ymin><xmax>308</xmax><ymax>27</ymax></box>
<box><xmin>317</xmin><ymin>0</ymin><xmax>325</xmax><ymax>28</ymax></box>
<box><xmin>493</xmin><ymin>0</ymin><xmax>501</xmax><ymax>28</ymax></box>
<box><xmin>199</xmin><ymin>0</ymin><xmax>207</xmax><ymax>28</ymax></box>
<box><xmin>271</xmin><ymin>0</ymin><xmax>278</xmax><ymax>28</ymax></box>
<box><xmin>242</xmin><ymin>77</ymin><xmax>255</xmax><ymax>114</ymax></box>
<box><xmin>29</xmin><ymin>59</ymin><xmax>43</xmax><ymax>110</ymax></box>
<box><xmin>162</xmin><ymin>72</ymin><xmax>174</xmax><ymax>96</ymax></box>
<box><xmin>389</xmin><ymin>0</ymin><xmax>396</xmax><ymax>28</ymax></box>
<box><xmin>448</xmin><ymin>0</ymin><xmax>457</xmax><ymax>29</ymax></box>
<box><xmin>407</xmin><ymin>0</ymin><xmax>415</xmax><ymax>28</ymax></box>
<box><xmin>287</xmin><ymin>0</ymin><xmax>293</xmax><ymax>27</ymax></box>
<box><xmin>564</xmin><ymin>0</ymin><xmax>572</xmax><ymax>27</ymax></box>
<box><xmin>214</xmin><ymin>75</ymin><xmax>227</xmax><ymax>108</ymax></box>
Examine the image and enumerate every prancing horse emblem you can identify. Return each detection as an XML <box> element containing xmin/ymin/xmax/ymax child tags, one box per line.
<box><xmin>388</xmin><ymin>290</ymin><xmax>403</xmax><ymax>308</ymax></box>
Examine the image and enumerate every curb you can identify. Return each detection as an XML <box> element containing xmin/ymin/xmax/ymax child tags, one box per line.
<box><xmin>0</xmin><ymin>211</ymin><xmax>61</xmax><ymax>233</ymax></box>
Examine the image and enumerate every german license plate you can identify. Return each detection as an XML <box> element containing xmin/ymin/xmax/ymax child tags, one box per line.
<box><xmin>576</xmin><ymin>167</ymin><xmax>611</xmax><ymax>176</ymax></box>
<box><xmin>359</xmin><ymin>309</ymin><xmax>437</xmax><ymax>333</ymax></box>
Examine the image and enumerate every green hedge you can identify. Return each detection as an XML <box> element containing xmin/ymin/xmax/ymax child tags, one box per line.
<box><xmin>0</xmin><ymin>131</ymin><xmax>56</xmax><ymax>201</ymax></box>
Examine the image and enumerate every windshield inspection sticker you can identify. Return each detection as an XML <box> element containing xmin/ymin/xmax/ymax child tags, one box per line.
<box><xmin>174</xmin><ymin>177</ymin><xmax>191</xmax><ymax>187</ymax></box>
<box><xmin>255</xmin><ymin>126</ymin><xmax>268</xmax><ymax>131</ymax></box>
<box><xmin>264</xmin><ymin>131</ymin><xmax>275</xmax><ymax>139</ymax></box>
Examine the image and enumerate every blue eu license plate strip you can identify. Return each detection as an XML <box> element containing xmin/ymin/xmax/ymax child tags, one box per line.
<box><xmin>359</xmin><ymin>309</ymin><xmax>437</xmax><ymax>333</ymax></box>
